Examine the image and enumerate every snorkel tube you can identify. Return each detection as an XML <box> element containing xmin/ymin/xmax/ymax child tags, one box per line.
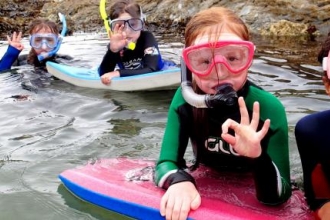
<box><xmin>100</xmin><ymin>0</ymin><xmax>111</xmax><ymax>34</ymax></box>
<box><xmin>100</xmin><ymin>0</ymin><xmax>135</xmax><ymax>50</ymax></box>
<box><xmin>37</xmin><ymin>12</ymin><xmax>67</xmax><ymax>61</ymax></box>
<box><xmin>180</xmin><ymin>57</ymin><xmax>238</xmax><ymax>108</ymax></box>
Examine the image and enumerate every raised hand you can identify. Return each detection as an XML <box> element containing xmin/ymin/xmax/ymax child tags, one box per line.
<box><xmin>221</xmin><ymin>97</ymin><xmax>270</xmax><ymax>158</ymax></box>
<box><xmin>108</xmin><ymin>24</ymin><xmax>128</xmax><ymax>53</ymax></box>
<box><xmin>7</xmin><ymin>31</ymin><xmax>24</xmax><ymax>51</ymax></box>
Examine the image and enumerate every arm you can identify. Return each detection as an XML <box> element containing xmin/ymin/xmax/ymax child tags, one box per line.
<box><xmin>155</xmin><ymin>88</ymin><xmax>201</xmax><ymax>219</ymax></box>
<box><xmin>0</xmin><ymin>31</ymin><xmax>24</xmax><ymax>71</ymax></box>
<box><xmin>155</xmin><ymin>88</ymin><xmax>192</xmax><ymax>188</ymax></box>
<box><xmin>248</xmin><ymin>89</ymin><xmax>292</xmax><ymax>205</ymax></box>
<box><xmin>98</xmin><ymin>47</ymin><xmax>120</xmax><ymax>76</ymax></box>
<box><xmin>0</xmin><ymin>45</ymin><xmax>21</xmax><ymax>71</ymax></box>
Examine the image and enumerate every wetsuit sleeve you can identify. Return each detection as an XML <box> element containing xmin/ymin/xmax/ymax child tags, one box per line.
<box><xmin>246</xmin><ymin>87</ymin><xmax>292</xmax><ymax>205</ymax></box>
<box><xmin>98</xmin><ymin>46</ymin><xmax>120</xmax><ymax>76</ymax></box>
<box><xmin>155</xmin><ymin>88</ymin><xmax>195</xmax><ymax>189</ymax></box>
<box><xmin>119</xmin><ymin>31</ymin><xmax>163</xmax><ymax>77</ymax></box>
<box><xmin>0</xmin><ymin>45</ymin><xmax>21</xmax><ymax>72</ymax></box>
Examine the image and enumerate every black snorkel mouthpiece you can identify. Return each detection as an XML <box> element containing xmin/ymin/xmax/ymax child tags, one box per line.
<box><xmin>180</xmin><ymin>56</ymin><xmax>238</xmax><ymax>108</ymax></box>
<box><xmin>205</xmin><ymin>84</ymin><xmax>238</xmax><ymax>108</ymax></box>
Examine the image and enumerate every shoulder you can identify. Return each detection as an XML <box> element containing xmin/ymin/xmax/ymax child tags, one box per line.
<box><xmin>169</xmin><ymin>87</ymin><xmax>187</xmax><ymax>109</ymax></box>
<box><xmin>140</xmin><ymin>30</ymin><xmax>156</xmax><ymax>41</ymax></box>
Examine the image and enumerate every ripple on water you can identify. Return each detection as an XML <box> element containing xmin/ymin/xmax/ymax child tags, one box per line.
<box><xmin>0</xmin><ymin>33</ymin><xmax>328</xmax><ymax>219</ymax></box>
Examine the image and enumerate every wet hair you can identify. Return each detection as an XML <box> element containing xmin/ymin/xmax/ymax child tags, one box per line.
<box><xmin>27</xmin><ymin>19</ymin><xmax>59</xmax><ymax>65</ymax></box>
<box><xmin>185</xmin><ymin>7</ymin><xmax>249</xmax><ymax>47</ymax></box>
<box><xmin>317</xmin><ymin>33</ymin><xmax>330</xmax><ymax>64</ymax></box>
<box><xmin>109</xmin><ymin>0</ymin><xmax>142</xmax><ymax>20</ymax></box>
<box><xmin>28</xmin><ymin>18</ymin><xmax>59</xmax><ymax>35</ymax></box>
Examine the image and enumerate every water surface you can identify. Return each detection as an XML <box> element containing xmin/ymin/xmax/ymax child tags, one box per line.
<box><xmin>0</xmin><ymin>33</ymin><xmax>327</xmax><ymax>219</ymax></box>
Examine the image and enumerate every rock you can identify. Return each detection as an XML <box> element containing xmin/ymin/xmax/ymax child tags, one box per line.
<box><xmin>0</xmin><ymin>0</ymin><xmax>329</xmax><ymax>39</ymax></box>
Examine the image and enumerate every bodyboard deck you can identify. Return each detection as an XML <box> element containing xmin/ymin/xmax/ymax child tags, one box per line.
<box><xmin>46</xmin><ymin>62</ymin><xmax>180</xmax><ymax>91</ymax></box>
<box><xmin>59</xmin><ymin>158</ymin><xmax>313</xmax><ymax>220</ymax></box>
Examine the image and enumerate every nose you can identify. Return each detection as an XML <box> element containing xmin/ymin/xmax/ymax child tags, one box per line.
<box><xmin>41</xmin><ymin>42</ymin><xmax>48</xmax><ymax>50</ymax></box>
<box><xmin>211</xmin><ymin>55</ymin><xmax>230</xmax><ymax>78</ymax></box>
<box><xmin>211</xmin><ymin>62</ymin><xmax>229</xmax><ymax>79</ymax></box>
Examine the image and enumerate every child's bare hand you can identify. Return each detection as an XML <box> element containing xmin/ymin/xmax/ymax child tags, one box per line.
<box><xmin>101</xmin><ymin>71</ymin><xmax>120</xmax><ymax>85</ymax></box>
<box><xmin>221</xmin><ymin>97</ymin><xmax>270</xmax><ymax>158</ymax></box>
<box><xmin>108</xmin><ymin>24</ymin><xmax>128</xmax><ymax>52</ymax></box>
<box><xmin>7</xmin><ymin>32</ymin><xmax>24</xmax><ymax>51</ymax></box>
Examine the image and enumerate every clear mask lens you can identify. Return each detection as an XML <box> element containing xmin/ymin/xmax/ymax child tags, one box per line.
<box><xmin>30</xmin><ymin>34</ymin><xmax>58</xmax><ymax>49</ymax></box>
<box><xmin>183</xmin><ymin>41</ymin><xmax>254</xmax><ymax>76</ymax></box>
<box><xmin>110</xmin><ymin>18</ymin><xmax>143</xmax><ymax>31</ymax></box>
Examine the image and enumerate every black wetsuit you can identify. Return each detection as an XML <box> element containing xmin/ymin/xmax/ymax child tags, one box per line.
<box><xmin>295</xmin><ymin>110</ymin><xmax>330</xmax><ymax>210</ymax></box>
<box><xmin>98</xmin><ymin>30</ymin><xmax>165</xmax><ymax>77</ymax></box>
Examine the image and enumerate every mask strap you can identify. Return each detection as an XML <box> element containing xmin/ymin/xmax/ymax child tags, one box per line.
<box><xmin>140</xmin><ymin>6</ymin><xmax>146</xmax><ymax>22</ymax></box>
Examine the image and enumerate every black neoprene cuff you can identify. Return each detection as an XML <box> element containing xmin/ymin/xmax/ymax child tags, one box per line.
<box><xmin>162</xmin><ymin>169</ymin><xmax>197</xmax><ymax>190</ymax></box>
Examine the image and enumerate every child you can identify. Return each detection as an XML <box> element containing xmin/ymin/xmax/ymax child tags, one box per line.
<box><xmin>295</xmin><ymin>34</ymin><xmax>330</xmax><ymax>220</ymax></box>
<box><xmin>0</xmin><ymin>31</ymin><xmax>24</xmax><ymax>72</ymax></box>
<box><xmin>154</xmin><ymin>7</ymin><xmax>292</xmax><ymax>220</ymax></box>
<box><xmin>24</xmin><ymin>18</ymin><xmax>70</xmax><ymax>69</ymax></box>
<box><xmin>98</xmin><ymin>0</ymin><xmax>173</xmax><ymax>85</ymax></box>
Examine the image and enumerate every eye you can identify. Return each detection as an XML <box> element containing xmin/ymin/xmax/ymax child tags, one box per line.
<box><xmin>46</xmin><ymin>37</ymin><xmax>54</xmax><ymax>42</ymax></box>
<box><xmin>34</xmin><ymin>37</ymin><xmax>42</xmax><ymax>43</ymax></box>
<box><xmin>227</xmin><ymin>55</ymin><xmax>240</xmax><ymax>62</ymax></box>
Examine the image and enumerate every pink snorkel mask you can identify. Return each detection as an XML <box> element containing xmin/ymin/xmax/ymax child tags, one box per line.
<box><xmin>322</xmin><ymin>51</ymin><xmax>330</xmax><ymax>79</ymax></box>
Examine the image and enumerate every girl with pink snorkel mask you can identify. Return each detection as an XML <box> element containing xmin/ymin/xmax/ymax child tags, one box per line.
<box><xmin>154</xmin><ymin>7</ymin><xmax>292</xmax><ymax>220</ymax></box>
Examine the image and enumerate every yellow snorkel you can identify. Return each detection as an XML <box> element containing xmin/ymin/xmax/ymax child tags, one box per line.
<box><xmin>99</xmin><ymin>0</ymin><xmax>136</xmax><ymax>50</ymax></box>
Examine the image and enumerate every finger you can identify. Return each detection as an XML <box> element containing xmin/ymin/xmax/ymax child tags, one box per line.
<box><xmin>160</xmin><ymin>193</ymin><xmax>169</xmax><ymax>216</ymax></box>
<box><xmin>257</xmin><ymin>119</ymin><xmax>270</xmax><ymax>140</ymax></box>
<box><xmin>179</xmin><ymin>198</ymin><xmax>191</xmax><ymax>220</ymax></box>
<box><xmin>250</xmin><ymin>101</ymin><xmax>260</xmax><ymax>130</ymax></box>
<box><xmin>238</xmin><ymin>97</ymin><xmax>249</xmax><ymax>125</ymax></box>
<box><xmin>118</xmin><ymin>24</ymin><xmax>124</xmax><ymax>33</ymax></box>
<box><xmin>107</xmin><ymin>29</ymin><xmax>112</xmax><ymax>38</ymax></box>
<box><xmin>113</xmin><ymin>24</ymin><xmax>120</xmax><ymax>33</ymax></box>
<box><xmin>221</xmin><ymin>133</ymin><xmax>236</xmax><ymax>146</ymax></box>
<box><xmin>165</xmin><ymin>195</ymin><xmax>175</xmax><ymax>220</ymax></box>
<box><xmin>12</xmin><ymin>32</ymin><xmax>17</xmax><ymax>40</ymax></box>
<box><xmin>172</xmin><ymin>196</ymin><xmax>184</xmax><ymax>220</ymax></box>
<box><xmin>101</xmin><ymin>76</ymin><xmax>108</xmax><ymax>85</ymax></box>
<box><xmin>17</xmin><ymin>31</ymin><xmax>22</xmax><ymax>41</ymax></box>
<box><xmin>222</xmin><ymin>118</ymin><xmax>238</xmax><ymax>134</ymax></box>
<box><xmin>122</xmin><ymin>31</ymin><xmax>127</xmax><ymax>40</ymax></box>
<box><xmin>190</xmin><ymin>194</ymin><xmax>201</xmax><ymax>210</ymax></box>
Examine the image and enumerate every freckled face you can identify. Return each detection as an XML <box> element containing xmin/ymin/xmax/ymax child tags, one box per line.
<box><xmin>192</xmin><ymin>32</ymin><xmax>250</xmax><ymax>94</ymax></box>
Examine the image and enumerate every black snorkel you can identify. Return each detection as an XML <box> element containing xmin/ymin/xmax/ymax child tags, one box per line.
<box><xmin>180</xmin><ymin>57</ymin><xmax>238</xmax><ymax>108</ymax></box>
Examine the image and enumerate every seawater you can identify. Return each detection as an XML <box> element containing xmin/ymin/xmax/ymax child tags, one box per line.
<box><xmin>0</xmin><ymin>33</ymin><xmax>328</xmax><ymax>220</ymax></box>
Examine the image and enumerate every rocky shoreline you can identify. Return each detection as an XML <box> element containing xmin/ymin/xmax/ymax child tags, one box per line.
<box><xmin>0</xmin><ymin>0</ymin><xmax>329</xmax><ymax>39</ymax></box>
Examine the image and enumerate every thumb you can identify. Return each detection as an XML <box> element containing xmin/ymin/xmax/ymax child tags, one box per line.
<box><xmin>190</xmin><ymin>194</ymin><xmax>201</xmax><ymax>210</ymax></box>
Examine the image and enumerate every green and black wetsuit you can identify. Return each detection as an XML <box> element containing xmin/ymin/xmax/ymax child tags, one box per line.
<box><xmin>155</xmin><ymin>81</ymin><xmax>292</xmax><ymax>205</ymax></box>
